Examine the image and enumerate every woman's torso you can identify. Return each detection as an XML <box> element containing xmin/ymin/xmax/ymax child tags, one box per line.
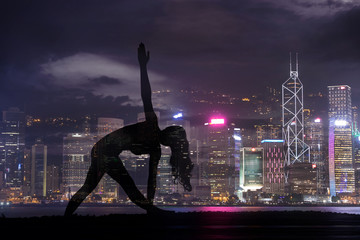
<box><xmin>101</xmin><ymin>120</ymin><xmax>161</xmax><ymax>155</ymax></box>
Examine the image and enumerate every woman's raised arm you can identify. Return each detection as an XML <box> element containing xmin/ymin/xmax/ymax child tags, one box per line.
<box><xmin>138</xmin><ymin>43</ymin><xmax>156</xmax><ymax>121</ymax></box>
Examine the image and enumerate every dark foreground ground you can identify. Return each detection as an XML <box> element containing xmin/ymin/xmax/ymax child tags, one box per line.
<box><xmin>2</xmin><ymin>211</ymin><xmax>360</xmax><ymax>239</ymax></box>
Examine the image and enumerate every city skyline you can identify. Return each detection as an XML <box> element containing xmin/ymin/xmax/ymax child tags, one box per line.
<box><xmin>2</xmin><ymin>1</ymin><xmax>360</xmax><ymax>207</ymax></box>
<box><xmin>0</xmin><ymin>83</ymin><xmax>359</xmax><ymax>204</ymax></box>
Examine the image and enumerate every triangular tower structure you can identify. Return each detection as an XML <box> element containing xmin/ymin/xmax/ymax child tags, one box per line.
<box><xmin>282</xmin><ymin>53</ymin><xmax>310</xmax><ymax>181</ymax></box>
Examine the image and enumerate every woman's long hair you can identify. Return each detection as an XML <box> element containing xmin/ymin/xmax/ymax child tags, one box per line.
<box><xmin>160</xmin><ymin>126</ymin><xmax>194</xmax><ymax>191</ymax></box>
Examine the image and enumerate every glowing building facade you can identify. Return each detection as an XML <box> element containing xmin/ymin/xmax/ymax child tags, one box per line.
<box><xmin>328</xmin><ymin>85</ymin><xmax>355</xmax><ymax>196</ymax></box>
<box><xmin>0</xmin><ymin>108</ymin><xmax>25</xmax><ymax>188</ymax></box>
<box><xmin>239</xmin><ymin>147</ymin><xmax>264</xmax><ymax>193</ymax></box>
<box><xmin>31</xmin><ymin>139</ymin><xmax>47</xmax><ymax>197</ymax></box>
<box><xmin>306</xmin><ymin>118</ymin><xmax>328</xmax><ymax>195</ymax></box>
<box><xmin>261</xmin><ymin>140</ymin><xmax>285</xmax><ymax>194</ymax></box>
<box><xmin>353</xmin><ymin>135</ymin><xmax>360</xmax><ymax>194</ymax></box>
<box><xmin>206</xmin><ymin>118</ymin><xmax>240</xmax><ymax>201</ymax></box>
<box><xmin>282</xmin><ymin>54</ymin><xmax>310</xmax><ymax>183</ymax></box>
<box><xmin>63</xmin><ymin>133</ymin><xmax>96</xmax><ymax>198</ymax></box>
<box><xmin>96</xmin><ymin>117</ymin><xmax>124</xmax><ymax>199</ymax></box>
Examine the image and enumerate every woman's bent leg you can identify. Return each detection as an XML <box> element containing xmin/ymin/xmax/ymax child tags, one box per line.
<box><xmin>65</xmin><ymin>163</ymin><xmax>104</xmax><ymax>216</ymax></box>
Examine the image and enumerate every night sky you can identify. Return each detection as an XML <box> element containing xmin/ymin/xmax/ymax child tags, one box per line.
<box><xmin>2</xmin><ymin>0</ymin><xmax>360</xmax><ymax>120</ymax></box>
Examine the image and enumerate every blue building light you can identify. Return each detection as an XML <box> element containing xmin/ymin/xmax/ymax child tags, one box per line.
<box><xmin>173</xmin><ymin>113</ymin><xmax>183</xmax><ymax>119</ymax></box>
<box><xmin>261</xmin><ymin>139</ymin><xmax>284</xmax><ymax>144</ymax></box>
<box><xmin>233</xmin><ymin>134</ymin><xmax>242</xmax><ymax>141</ymax></box>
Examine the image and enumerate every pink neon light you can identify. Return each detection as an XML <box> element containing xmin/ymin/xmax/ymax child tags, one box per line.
<box><xmin>209</xmin><ymin>118</ymin><xmax>225</xmax><ymax>125</ymax></box>
<box><xmin>314</xmin><ymin>118</ymin><xmax>321</xmax><ymax>123</ymax></box>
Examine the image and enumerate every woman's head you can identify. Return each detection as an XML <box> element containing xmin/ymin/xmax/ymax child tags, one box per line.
<box><xmin>160</xmin><ymin>126</ymin><xmax>194</xmax><ymax>191</ymax></box>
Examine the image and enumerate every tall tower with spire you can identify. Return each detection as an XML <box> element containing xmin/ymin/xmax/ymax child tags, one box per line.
<box><xmin>282</xmin><ymin>53</ymin><xmax>310</xmax><ymax>181</ymax></box>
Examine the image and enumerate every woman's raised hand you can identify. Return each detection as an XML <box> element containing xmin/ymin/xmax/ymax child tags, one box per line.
<box><xmin>138</xmin><ymin>42</ymin><xmax>150</xmax><ymax>67</ymax></box>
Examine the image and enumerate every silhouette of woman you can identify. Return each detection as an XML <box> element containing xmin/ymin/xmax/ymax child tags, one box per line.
<box><xmin>65</xmin><ymin>43</ymin><xmax>193</xmax><ymax>216</ymax></box>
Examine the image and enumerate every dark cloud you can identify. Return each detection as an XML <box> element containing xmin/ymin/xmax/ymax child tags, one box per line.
<box><xmin>2</xmin><ymin>0</ymin><xmax>360</xmax><ymax>117</ymax></box>
<box><xmin>310</xmin><ymin>7</ymin><xmax>360</xmax><ymax>61</ymax></box>
<box><xmin>90</xmin><ymin>76</ymin><xmax>122</xmax><ymax>87</ymax></box>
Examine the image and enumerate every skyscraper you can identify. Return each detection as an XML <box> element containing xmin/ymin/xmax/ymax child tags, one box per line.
<box><xmin>96</xmin><ymin>117</ymin><xmax>124</xmax><ymax>200</ymax></box>
<box><xmin>255</xmin><ymin>123</ymin><xmax>281</xmax><ymax>147</ymax></box>
<box><xmin>328</xmin><ymin>85</ymin><xmax>352</xmax><ymax>121</ymax></box>
<box><xmin>63</xmin><ymin>133</ymin><xmax>96</xmax><ymax>198</ymax></box>
<box><xmin>239</xmin><ymin>147</ymin><xmax>264</xmax><ymax>198</ymax></box>
<box><xmin>0</xmin><ymin>107</ymin><xmax>25</xmax><ymax>188</ymax></box>
<box><xmin>97</xmin><ymin>117</ymin><xmax>124</xmax><ymax>138</ymax></box>
<box><xmin>328</xmin><ymin>85</ymin><xmax>355</xmax><ymax>196</ymax></box>
<box><xmin>261</xmin><ymin>140</ymin><xmax>285</xmax><ymax>194</ymax></box>
<box><xmin>306</xmin><ymin>117</ymin><xmax>328</xmax><ymax>195</ymax></box>
<box><xmin>287</xmin><ymin>162</ymin><xmax>317</xmax><ymax>195</ymax></box>
<box><xmin>31</xmin><ymin>139</ymin><xmax>47</xmax><ymax>197</ymax></box>
<box><xmin>352</xmin><ymin>134</ymin><xmax>360</xmax><ymax>194</ymax></box>
<box><xmin>46</xmin><ymin>164</ymin><xmax>61</xmax><ymax>196</ymax></box>
<box><xmin>282</xmin><ymin>54</ymin><xmax>310</xmax><ymax>182</ymax></box>
<box><xmin>206</xmin><ymin>118</ymin><xmax>238</xmax><ymax>201</ymax></box>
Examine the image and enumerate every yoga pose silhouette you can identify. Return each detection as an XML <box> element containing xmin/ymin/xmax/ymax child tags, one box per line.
<box><xmin>65</xmin><ymin>43</ymin><xmax>193</xmax><ymax>216</ymax></box>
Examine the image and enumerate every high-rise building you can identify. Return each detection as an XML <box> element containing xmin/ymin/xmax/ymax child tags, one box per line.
<box><xmin>166</xmin><ymin>113</ymin><xmax>191</xmax><ymax>141</ymax></box>
<box><xmin>328</xmin><ymin>85</ymin><xmax>352</xmax><ymax>121</ymax></box>
<box><xmin>31</xmin><ymin>139</ymin><xmax>47</xmax><ymax>197</ymax></box>
<box><xmin>328</xmin><ymin>85</ymin><xmax>355</xmax><ymax>196</ymax></box>
<box><xmin>22</xmin><ymin>149</ymin><xmax>31</xmax><ymax>196</ymax></box>
<box><xmin>353</xmin><ymin>135</ymin><xmax>360</xmax><ymax>194</ymax></box>
<box><xmin>46</xmin><ymin>164</ymin><xmax>61</xmax><ymax>196</ymax></box>
<box><xmin>261</xmin><ymin>140</ymin><xmax>285</xmax><ymax>194</ymax></box>
<box><xmin>306</xmin><ymin>117</ymin><xmax>328</xmax><ymax>195</ymax></box>
<box><xmin>157</xmin><ymin>146</ymin><xmax>174</xmax><ymax>196</ymax></box>
<box><xmin>97</xmin><ymin>117</ymin><xmax>124</xmax><ymax>138</ymax></box>
<box><xmin>352</xmin><ymin>106</ymin><xmax>359</xmax><ymax>133</ymax></box>
<box><xmin>63</xmin><ymin>133</ymin><xmax>96</xmax><ymax>198</ymax></box>
<box><xmin>96</xmin><ymin>117</ymin><xmax>124</xmax><ymax>200</ymax></box>
<box><xmin>282</xmin><ymin>54</ymin><xmax>310</xmax><ymax>177</ymax></box>
<box><xmin>0</xmin><ymin>107</ymin><xmax>25</xmax><ymax>188</ymax></box>
<box><xmin>239</xmin><ymin>147</ymin><xmax>264</xmax><ymax>198</ymax></box>
<box><xmin>287</xmin><ymin>162</ymin><xmax>317</xmax><ymax>195</ymax></box>
<box><xmin>255</xmin><ymin>123</ymin><xmax>281</xmax><ymax>147</ymax></box>
<box><xmin>206</xmin><ymin>118</ymin><xmax>239</xmax><ymax>201</ymax></box>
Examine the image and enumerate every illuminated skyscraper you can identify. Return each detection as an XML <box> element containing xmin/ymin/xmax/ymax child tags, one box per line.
<box><xmin>328</xmin><ymin>85</ymin><xmax>352</xmax><ymax>121</ymax></box>
<box><xmin>166</xmin><ymin>113</ymin><xmax>190</xmax><ymax>141</ymax></box>
<box><xmin>306</xmin><ymin>117</ymin><xmax>328</xmax><ymax>195</ymax></box>
<box><xmin>206</xmin><ymin>118</ymin><xmax>239</xmax><ymax>201</ymax></box>
<box><xmin>282</xmin><ymin>54</ymin><xmax>310</xmax><ymax>182</ymax></box>
<box><xmin>157</xmin><ymin>146</ymin><xmax>174</xmax><ymax>196</ymax></box>
<box><xmin>353</xmin><ymin>134</ymin><xmax>360</xmax><ymax>194</ymax></box>
<box><xmin>160</xmin><ymin>113</ymin><xmax>191</xmax><ymax>197</ymax></box>
<box><xmin>287</xmin><ymin>162</ymin><xmax>317</xmax><ymax>195</ymax></box>
<box><xmin>31</xmin><ymin>139</ymin><xmax>47</xmax><ymax>197</ymax></box>
<box><xmin>239</xmin><ymin>147</ymin><xmax>264</xmax><ymax>197</ymax></box>
<box><xmin>96</xmin><ymin>117</ymin><xmax>124</xmax><ymax>199</ymax></box>
<box><xmin>255</xmin><ymin>123</ymin><xmax>281</xmax><ymax>147</ymax></box>
<box><xmin>0</xmin><ymin>107</ymin><xmax>25</xmax><ymax>188</ymax></box>
<box><xmin>97</xmin><ymin>117</ymin><xmax>124</xmax><ymax>138</ymax></box>
<box><xmin>328</xmin><ymin>85</ymin><xmax>355</xmax><ymax>196</ymax></box>
<box><xmin>63</xmin><ymin>133</ymin><xmax>96</xmax><ymax>198</ymax></box>
<box><xmin>261</xmin><ymin>140</ymin><xmax>285</xmax><ymax>194</ymax></box>
<box><xmin>46</xmin><ymin>164</ymin><xmax>60</xmax><ymax>196</ymax></box>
